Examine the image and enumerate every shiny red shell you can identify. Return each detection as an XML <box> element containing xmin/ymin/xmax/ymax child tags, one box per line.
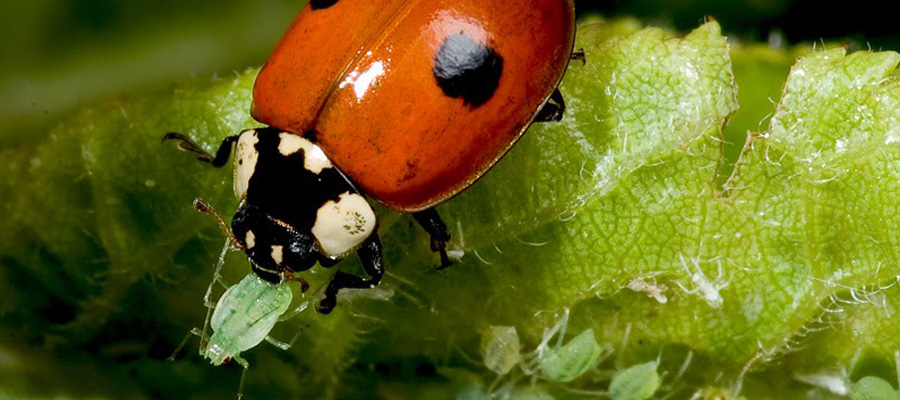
<box><xmin>252</xmin><ymin>0</ymin><xmax>575</xmax><ymax>212</ymax></box>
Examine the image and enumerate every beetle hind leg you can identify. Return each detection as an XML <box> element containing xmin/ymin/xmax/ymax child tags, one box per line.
<box><xmin>317</xmin><ymin>234</ymin><xmax>385</xmax><ymax>314</ymax></box>
<box><xmin>413</xmin><ymin>208</ymin><xmax>452</xmax><ymax>270</ymax></box>
<box><xmin>534</xmin><ymin>88</ymin><xmax>566</xmax><ymax>122</ymax></box>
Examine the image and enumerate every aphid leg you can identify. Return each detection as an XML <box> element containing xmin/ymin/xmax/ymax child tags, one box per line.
<box><xmin>264</xmin><ymin>320</ymin><xmax>309</xmax><ymax>351</ymax></box>
<box><xmin>317</xmin><ymin>234</ymin><xmax>384</xmax><ymax>314</ymax></box>
<box><xmin>162</xmin><ymin>132</ymin><xmax>239</xmax><ymax>167</ymax></box>
<box><xmin>170</xmin><ymin>239</ymin><xmax>231</xmax><ymax>361</ymax></box>
<box><xmin>196</xmin><ymin>239</ymin><xmax>232</xmax><ymax>357</ymax></box>
<box><xmin>194</xmin><ymin>199</ymin><xmax>245</xmax><ymax>251</ymax></box>
<box><xmin>554</xmin><ymin>308</ymin><xmax>571</xmax><ymax>351</ymax></box>
<box><xmin>264</xmin><ymin>335</ymin><xmax>296</xmax><ymax>351</ymax></box>
<box><xmin>280</xmin><ymin>299</ymin><xmax>311</xmax><ymax>321</ymax></box>
<box><xmin>533</xmin><ymin>88</ymin><xmax>566</xmax><ymax>122</ymax></box>
<box><xmin>412</xmin><ymin>208</ymin><xmax>452</xmax><ymax>270</ymax></box>
<box><xmin>570</xmin><ymin>48</ymin><xmax>586</xmax><ymax>65</ymax></box>
<box><xmin>266</xmin><ymin>301</ymin><xmax>313</xmax><ymax>350</ymax></box>
<box><xmin>168</xmin><ymin>330</ymin><xmax>197</xmax><ymax>361</ymax></box>
<box><xmin>233</xmin><ymin>355</ymin><xmax>250</xmax><ymax>400</ymax></box>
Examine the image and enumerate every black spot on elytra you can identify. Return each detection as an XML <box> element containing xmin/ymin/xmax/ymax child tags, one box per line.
<box><xmin>433</xmin><ymin>32</ymin><xmax>503</xmax><ymax>107</ymax></box>
<box><xmin>310</xmin><ymin>0</ymin><xmax>339</xmax><ymax>10</ymax></box>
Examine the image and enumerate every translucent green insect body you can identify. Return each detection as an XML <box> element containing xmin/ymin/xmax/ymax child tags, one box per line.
<box><xmin>538</xmin><ymin>328</ymin><xmax>604</xmax><ymax>382</ymax></box>
<box><xmin>204</xmin><ymin>273</ymin><xmax>293</xmax><ymax>366</ymax></box>
<box><xmin>481</xmin><ymin>326</ymin><xmax>522</xmax><ymax>375</ymax></box>
<box><xmin>608</xmin><ymin>361</ymin><xmax>661</xmax><ymax>400</ymax></box>
<box><xmin>481</xmin><ymin>309</ymin><xmax>607</xmax><ymax>391</ymax></box>
<box><xmin>850</xmin><ymin>376</ymin><xmax>900</xmax><ymax>400</ymax></box>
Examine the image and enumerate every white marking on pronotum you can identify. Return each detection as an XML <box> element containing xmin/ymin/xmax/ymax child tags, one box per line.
<box><xmin>277</xmin><ymin>133</ymin><xmax>333</xmax><ymax>174</ymax></box>
<box><xmin>271</xmin><ymin>245</ymin><xmax>284</xmax><ymax>266</ymax></box>
<box><xmin>234</xmin><ymin>130</ymin><xmax>260</xmax><ymax>198</ymax></box>
<box><xmin>245</xmin><ymin>231</ymin><xmax>256</xmax><ymax>249</ymax></box>
<box><xmin>311</xmin><ymin>192</ymin><xmax>376</xmax><ymax>257</ymax></box>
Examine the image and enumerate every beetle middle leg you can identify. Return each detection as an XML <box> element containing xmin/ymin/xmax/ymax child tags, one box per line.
<box><xmin>533</xmin><ymin>88</ymin><xmax>566</xmax><ymax>122</ymax></box>
<box><xmin>412</xmin><ymin>208</ymin><xmax>452</xmax><ymax>270</ymax></box>
<box><xmin>317</xmin><ymin>234</ymin><xmax>384</xmax><ymax>314</ymax></box>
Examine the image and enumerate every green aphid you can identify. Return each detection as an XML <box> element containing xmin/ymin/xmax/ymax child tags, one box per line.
<box><xmin>203</xmin><ymin>273</ymin><xmax>293</xmax><ymax>366</ymax></box>
<box><xmin>608</xmin><ymin>361</ymin><xmax>660</xmax><ymax>400</ymax></box>
<box><xmin>538</xmin><ymin>328</ymin><xmax>605</xmax><ymax>382</ymax></box>
<box><xmin>172</xmin><ymin>267</ymin><xmax>298</xmax><ymax>399</ymax></box>
<box><xmin>481</xmin><ymin>325</ymin><xmax>522</xmax><ymax>375</ymax></box>
<box><xmin>850</xmin><ymin>376</ymin><xmax>900</xmax><ymax>400</ymax></box>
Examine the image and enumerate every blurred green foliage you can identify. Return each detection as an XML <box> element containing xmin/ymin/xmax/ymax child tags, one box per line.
<box><xmin>0</xmin><ymin>0</ymin><xmax>304</xmax><ymax>146</ymax></box>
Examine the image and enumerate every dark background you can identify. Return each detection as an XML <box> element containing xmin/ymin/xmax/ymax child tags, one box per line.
<box><xmin>578</xmin><ymin>0</ymin><xmax>900</xmax><ymax>49</ymax></box>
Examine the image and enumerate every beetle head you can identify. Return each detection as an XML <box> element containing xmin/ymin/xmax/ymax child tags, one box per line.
<box><xmin>231</xmin><ymin>200</ymin><xmax>318</xmax><ymax>283</ymax></box>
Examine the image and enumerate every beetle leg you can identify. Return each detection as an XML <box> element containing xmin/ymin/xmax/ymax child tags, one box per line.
<box><xmin>533</xmin><ymin>88</ymin><xmax>566</xmax><ymax>122</ymax></box>
<box><xmin>317</xmin><ymin>254</ymin><xmax>341</xmax><ymax>268</ymax></box>
<box><xmin>570</xmin><ymin>48</ymin><xmax>586</xmax><ymax>65</ymax></box>
<box><xmin>162</xmin><ymin>132</ymin><xmax>239</xmax><ymax>167</ymax></box>
<box><xmin>317</xmin><ymin>234</ymin><xmax>384</xmax><ymax>314</ymax></box>
<box><xmin>412</xmin><ymin>208</ymin><xmax>452</xmax><ymax>270</ymax></box>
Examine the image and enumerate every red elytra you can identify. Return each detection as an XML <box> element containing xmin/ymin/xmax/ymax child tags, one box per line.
<box><xmin>252</xmin><ymin>0</ymin><xmax>575</xmax><ymax>212</ymax></box>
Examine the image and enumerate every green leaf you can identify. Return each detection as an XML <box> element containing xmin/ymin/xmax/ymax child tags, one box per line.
<box><xmin>3</xmin><ymin>16</ymin><xmax>900</xmax><ymax>400</ymax></box>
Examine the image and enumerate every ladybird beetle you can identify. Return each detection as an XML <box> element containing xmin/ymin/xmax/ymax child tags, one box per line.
<box><xmin>165</xmin><ymin>0</ymin><xmax>577</xmax><ymax>314</ymax></box>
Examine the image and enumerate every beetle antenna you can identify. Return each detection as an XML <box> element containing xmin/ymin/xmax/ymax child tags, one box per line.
<box><xmin>162</xmin><ymin>132</ymin><xmax>215</xmax><ymax>164</ymax></box>
<box><xmin>194</xmin><ymin>198</ymin><xmax>245</xmax><ymax>250</ymax></box>
<box><xmin>163</xmin><ymin>132</ymin><xmax>239</xmax><ymax>167</ymax></box>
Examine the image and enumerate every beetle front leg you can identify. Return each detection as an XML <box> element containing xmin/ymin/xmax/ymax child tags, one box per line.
<box><xmin>412</xmin><ymin>208</ymin><xmax>452</xmax><ymax>270</ymax></box>
<box><xmin>162</xmin><ymin>132</ymin><xmax>239</xmax><ymax>167</ymax></box>
<box><xmin>317</xmin><ymin>234</ymin><xmax>385</xmax><ymax>314</ymax></box>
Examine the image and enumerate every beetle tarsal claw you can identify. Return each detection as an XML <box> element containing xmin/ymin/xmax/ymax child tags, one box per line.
<box><xmin>431</xmin><ymin>238</ymin><xmax>453</xmax><ymax>270</ymax></box>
